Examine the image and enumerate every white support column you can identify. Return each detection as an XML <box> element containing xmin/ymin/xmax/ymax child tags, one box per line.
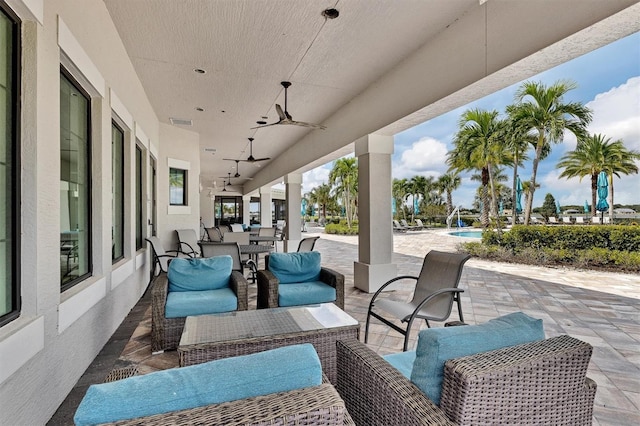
<box><xmin>284</xmin><ymin>173</ymin><xmax>302</xmax><ymax>252</ymax></box>
<box><xmin>242</xmin><ymin>195</ymin><xmax>251</xmax><ymax>226</ymax></box>
<box><xmin>259</xmin><ymin>186</ymin><xmax>272</xmax><ymax>227</ymax></box>
<box><xmin>354</xmin><ymin>134</ymin><xmax>398</xmax><ymax>293</ymax></box>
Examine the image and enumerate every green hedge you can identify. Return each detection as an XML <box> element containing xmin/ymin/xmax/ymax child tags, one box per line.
<box><xmin>324</xmin><ymin>220</ymin><xmax>359</xmax><ymax>235</ymax></box>
<box><xmin>482</xmin><ymin>225</ymin><xmax>640</xmax><ymax>252</ymax></box>
<box><xmin>465</xmin><ymin>225</ymin><xmax>640</xmax><ymax>272</ymax></box>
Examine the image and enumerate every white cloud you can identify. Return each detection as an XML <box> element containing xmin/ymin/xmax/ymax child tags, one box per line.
<box><xmin>302</xmin><ymin>167</ymin><xmax>330</xmax><ymax>194</ymax></box>
<box><xmin>587</xmin><ymin>76</ymin><xmax>640</xmax><ymax>150</ymax></box>
<box><xmin>393</xmin><ymin>137</ymin><xmax>449</xmax><ymax>179</ymax></box>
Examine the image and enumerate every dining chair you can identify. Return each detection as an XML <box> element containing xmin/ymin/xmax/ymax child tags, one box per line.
<box><xmin>365</xmin><ymin>250</ymin><xmax>471</xmax><ymax>351</ymax></box>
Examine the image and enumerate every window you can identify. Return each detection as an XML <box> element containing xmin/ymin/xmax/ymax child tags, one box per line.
<box><xmin>135</xmin><ymin>145</ymin><xmax>143</xmax><ymax>250</ymax></box>
<box><xmin>111</xmin><ymin>122</ymin><xmax>124</xmax><ymax>262</ymax></box>
<box><xmin>169</xmin><ymin>167</ymin><xmax>187</xmax><ymax>206</ymax></box>
<box><xmin>0</xmin><ymin>4</ymin><xmax>20</xmax><ymax>326</ymax></box>
<box><xmin>60</xmin><ymin>70</ymin><xmax>91</xmax><ymax>290</ymax></box>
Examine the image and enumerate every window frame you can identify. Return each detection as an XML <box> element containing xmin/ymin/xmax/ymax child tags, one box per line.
<box><xmin>0</xmin><ymin>2</ymin><xmax>21</xmax><ymax>327</ymax></box>
<box><xmin>169</xmin><ymin>167</ymin><xmax>187</xmax><ymax>206</ymax></box>
<box><xmin>135</xmin><ymin>144</ymin><xmax>143</xmax><ymax>251</ymax></box>
<box><xmin>60</xmin><ymin>67</ymin><xmax>93</xmax><ymax>292</ymax></box>
<box><xmin>111</xmin><ymin>120</ymin><xmax>125</xmax><ymax>263</ymax></box>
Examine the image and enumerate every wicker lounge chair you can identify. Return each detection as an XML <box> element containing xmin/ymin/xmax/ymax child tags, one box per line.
<box><xmin>336</xmin><ymin>335</ymin><xmax>596</xmax><ymax>426</ymax></box>
<box><xmin>257</xmin><ymin>252</ymin><xmax>345</xmax><ymax>310</ymax></box>
<box><xmin>151</xmin><ymin>267</ymin><xmax>248</xmax><ymax>352</ymax></box>
<box><xmin>365</xmin><ymin>250</ymin><xmax>471</xmax><ymax>351</ymax></box>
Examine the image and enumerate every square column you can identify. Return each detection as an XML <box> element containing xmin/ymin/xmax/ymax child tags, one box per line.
<box><xmin>354</xmin><ymin>134</ymin><xmax>398</xmax><ymax>293</ymax></box>
<box><xmin>242</xmin><ymin>195</ymin><xmax>251</xmax><ymax>226</ymax></box>
<box><xmin>259</xmin><ymin>186</ymin><xmax>272</xmax><ymax>227</ymax></box>
<box><xmin>284</xmin><ymin>173</ymin><xmax>302</xmax><ymax>252</ymax></box>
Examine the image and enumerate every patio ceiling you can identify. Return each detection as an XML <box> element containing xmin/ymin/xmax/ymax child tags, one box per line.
<box><xmin>103</xmin><ymin>0</ymin><xmax>640</xmax><ymax>194</ymax></box>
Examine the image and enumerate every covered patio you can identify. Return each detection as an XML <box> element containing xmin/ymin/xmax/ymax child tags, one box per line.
<box><xmin>50</xmin><ymin>229</ymin><xmax>640</xmax><ymax>425</ymax></box>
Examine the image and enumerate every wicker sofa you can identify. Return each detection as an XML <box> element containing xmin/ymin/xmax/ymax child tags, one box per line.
<box><xmin>151</xmin><ymin>270</ymin><xmax>248</xmax><ymax>352</ymax></box>
<box><xmin>336</xmin><ymin>335</ymin><xmax>596</xmax><ymax>426</ymax></box>
<box><xmin>92</xmin><ymin>381</ymin><xmax>354</xmax><ymax>425</ymax></box>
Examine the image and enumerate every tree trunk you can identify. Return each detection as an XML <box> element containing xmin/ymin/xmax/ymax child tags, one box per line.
<box><xmin>524</xmin><ymin>134</ymin><xmax>545</xmax><ymax>225</ymax></box>
<box><xmin>481</xmin><ymin>167</ymin><xmax>490</xmax><ymax>227</ymax></box>
<box><xmin>446</xmin><ymin>191</ymin><xmax>453</xmax><ymax>216</ymax></box>
<box><xmin>487</xmin><ymin>163</ymin><xmax>498</xmax><ymax>220</ymax></box>
<box><xmin>512</xmin><ymin>159</ymin><xmax>518</xmax><ymax>226</ymax></box>
<box><xmin>609</xmin><ymin>175</ymin><xmax>614</xmax><ymax>221</ymax></box>
<box><xmin>591</xmin><ymin>173</ymin><xmax>597</xmax><ymax>217</ymax></box>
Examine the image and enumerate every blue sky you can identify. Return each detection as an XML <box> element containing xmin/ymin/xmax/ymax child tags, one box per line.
<box><xmin>303</xmin><ymin>32</ymin><xmax>640</xmax><ymax>210</ymax></box>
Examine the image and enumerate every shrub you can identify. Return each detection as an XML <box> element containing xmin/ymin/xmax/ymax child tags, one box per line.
<box><xmin>324</xmin><ymin>223</ymin><xmax>358</xmax><ymax>235</ymax></box>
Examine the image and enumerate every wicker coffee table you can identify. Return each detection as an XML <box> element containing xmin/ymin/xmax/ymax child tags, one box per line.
<box><xmin>178</xmin><ymin>303</ymin><xmax>359</xmax><ymax>383</ymax></box>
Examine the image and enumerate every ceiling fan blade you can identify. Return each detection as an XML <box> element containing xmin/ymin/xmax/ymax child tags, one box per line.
<box><xmin>252</xmin><ymin>157</ymin><xmax>270</xmax><ymax>162</ymax></box>
<box><xmin>288</xmin><ymin>120</ymin><xmax>326</xmax><ymax>130</ymax></box>
<box><xmin>250</xmin><ymin>121</ymin><xmax>280</xmax><ymax>130</ymax></box>
<box><xmin>275</xmin><ymin>104</ymin><xmax>287</xmax><ymax>121</ymax></box>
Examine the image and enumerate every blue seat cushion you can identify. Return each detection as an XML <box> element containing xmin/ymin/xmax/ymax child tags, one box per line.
<box><xmin>383</xmin><ymin>351</ymin><xmax>416</xmax><ymax>379</ymax></box>
<box><xmin>278</xmin><ymin>280</ymin><xmax>336</xmax><ymax>307</ymax></box>
<box><xmin>168</xmin><ymin>255</ymin><xmax>232</xmax><ymax>292</ymax></box>
<box><xmin>410</xmin><ymin>312</ymin><xmax>544</xmax><ymax>405</ymax></box>
<box><xmin>165</xmin><ymin>288</ymin><xmax>237</xmax><ymax>318</ymax></box>
<box><xmin>74</xmin><ymin>344</ymin><xmax>322</xmax><ymax>426</ymax></box>
<box><xmin>269</xmin><ymin>251</ymin><xmax>321</xmax><ymax>284</ymax></box>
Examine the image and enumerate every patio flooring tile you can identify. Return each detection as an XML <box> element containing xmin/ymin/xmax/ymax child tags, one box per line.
<box><xmin>49</xmin><ymin>227</ymin><xmax>640</xmax><ymax>426</ymax></box>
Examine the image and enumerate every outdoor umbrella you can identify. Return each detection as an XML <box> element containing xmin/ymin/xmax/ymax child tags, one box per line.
<box><xmin>414</xmin><ymin>197</ymin><xmax>419</xmax><ymax>215</ymax></box>
<box><xmin>596</xmin><ymin>171</ymin><xmax>609</xmax><ymax>222</ymax></box>
<box><xmin>555</xmin><ymin>200</ymin><xmax>561</xmax><ymax>215</ymax></box>
<box><xmin>392</xmin><ymin>198</ymin><xmax>396</xmax><ymax>216</ymax></box>
<box><xmin>583</xmin><ymin>200</ymin><xmax>589</xmax><ymax>214</ymax></box>
<box><xmin>515</xmin><ymin>176</ymin><xmax>523</xmax><ymax>214</ymax></box>
<box><xmin>499</xmin><ymin>200</ymin><xmax>504</xmax><ymax>215</ymax></box>
<box><xmin>301</xmin><ymin>199</ymin><xmax>307</xmax><ymax>216</ymax></box>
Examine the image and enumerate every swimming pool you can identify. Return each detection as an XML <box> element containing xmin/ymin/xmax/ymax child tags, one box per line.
<box><xmin>448</xmin><ymin>230</ymin><xmax>483</xmax><ymax>238</ymax></box>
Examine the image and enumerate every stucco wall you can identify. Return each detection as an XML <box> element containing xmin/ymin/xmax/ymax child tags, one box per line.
<box><xmin>0</xmin><ymin>1</ymin><xmax>198</xmax><ymax>424</ymax></box>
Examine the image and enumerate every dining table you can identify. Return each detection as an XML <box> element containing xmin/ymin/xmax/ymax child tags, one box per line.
<box><xmin>239</xmin><ymin>244</ymin><xmax>273</xmax><ymax>265</ymax></box>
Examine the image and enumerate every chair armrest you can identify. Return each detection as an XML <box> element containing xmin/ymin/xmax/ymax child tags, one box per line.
<box><xmin>336</xmin><ymin>339</ymin><xmax>453</xmax><ymax>426</ymax></box>
<box><xmin>151</xmin><ymin>273</ymin><xmax>169</xmax><ymax>352</ymax></box>
<box><xmin>177</xmin><ymin>242</ymin><xmax>197</xmax><ymax>258</ymax></box>
<box><xmin>105</xmin><ymin>383</ymin><xmax>350</xmax><ymax>426</ymax></box>
<box><xmin>229</xmin><ymin>271</ymin><xmax>249</xmax><ymax>311</ymax></box>
<box><xmin>412</xmin><ymin>287</ymin><xmax>464</xmax><ymax>315</ymax></box>
<box><xmin>320</xmin><ymin>267</ymin><xmax>345</xmax><ymax>310</ymax></box>
<box><xmin>440</xmin><ymin>335</ymin><xmax>596</xmax><ymax>425</ymax></box>
<box><xmin>256</xmin><ymin>269</ymin><xmax>279</xmax><ymax>309</ymax></box>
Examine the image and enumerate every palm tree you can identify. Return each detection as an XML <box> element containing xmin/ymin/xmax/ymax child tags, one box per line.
<box><xmin>307</xmin><ymin>183</ymin><xmax>333</xmax><ymax>220</ymax></box>
<box><xmin>557</xmin><ymin>134</ymin><xmax>639</xmax><ymax>218</ymax></box>
<box><xmin>508</xmin><ymin>80</ymin><xmax>591</xmax><ymax>224</ymax></box>
<box><xmin>438</xmin><ymin>172</ymin><xmax>461</xmax><ymax>216</ymax></box>
<box><xmin>407</xmin><ymin>175</ymin><xmax>431</xmax><ymax>222</ymax></box>
<box><xmin>447</xmin><ymin>108</ymin><xmax>509</xmax><ymax>227</ymax></box>
<box><xmin>329</xmin><ymin>157</ymin><xmax>358</xmax><ymax>227</ymax></box>
<box><xmin>392</xmin><ymin>178</ymin><xmax>409</xmax><ymax>220</ymax></box>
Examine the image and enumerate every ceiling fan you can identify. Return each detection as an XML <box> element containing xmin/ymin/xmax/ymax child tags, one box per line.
<box><xmin>224</xmin><ymin>138</ymin><xmax>270</xmax><ymax>165</ymax></box>
<box><xmin>222</xmin><ymin>158</ymin><xmax>255</xmax><ymax>179</ymax></box>
<box><xmin>251</xmin><ymin>81</ymin><xmax>326</xmax><ymax>130</ymax></box>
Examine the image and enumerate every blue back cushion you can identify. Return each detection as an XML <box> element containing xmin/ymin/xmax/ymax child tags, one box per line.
<box><xmin>168</xmin><ymin>255</ymin><xmax>232</xmax><ymax>292</ymax></box>
<box><xmin>383</xmin><ymin>351</ymin><xmax>416</xmax><ymax>379</ymax></box>
<box><xmin>268</xmin><ymin>252</ymin><xmax>321</xmax><ymax>284</ymax></box>
<box><xmin>410</xmin><ymin>312</ymin><xmax>544</xmax><ymax>405</ymax></box>
<box><xmin>165</xmin><ymin>288</ymin><xmax>238</xmax><ymax>318</ymax></box>
<box><xmin>74</xmin><ymin>344</ymin><xmax>323</xmax><ymax>426</ymax></box>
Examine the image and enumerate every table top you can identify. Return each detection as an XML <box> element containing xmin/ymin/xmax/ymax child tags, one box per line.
<box><xmin>239</xmin><ymin>244</ymin><xmax>272</xmax><ymax>254</ymax></box>
<box><xmin>249</xmin><ymin>235</ymin><xmax>281</xmax><ymax>242</ymax></box>
<box><xmin>180</xmin><ymin>303</ymin><xmax>359</xmax><ymax>346</ymax></box>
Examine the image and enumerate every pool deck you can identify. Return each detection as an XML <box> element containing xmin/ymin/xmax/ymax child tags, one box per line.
<box><xmin>49</xmin><ymin>227</ymin><xmax>640</xmax><ymax>425</ymax></box>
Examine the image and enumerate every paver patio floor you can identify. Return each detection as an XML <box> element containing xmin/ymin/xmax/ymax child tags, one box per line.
<box><xmin>49</xmin><ymin>227</ymin><xmax>640</xmax><ymax>425</ymax></box>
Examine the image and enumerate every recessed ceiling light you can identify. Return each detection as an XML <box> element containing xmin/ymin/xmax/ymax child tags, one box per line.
<box><xmin>194</xmin><ymin>68</ymin><xmax>206</xmax><ymax>74</ymax></box>
<box><xmin>256</xmin><ymin>120</ymin><xmax>267</xmax><ymax>125</ymax></box>
<box><xmin>322</xmin><ymin>8</ymin><xmax>339</xmax><ymax>19</ymax></box>
<box><xmin>195</xmin><ymin>107</ymin><xmax>205</xmax><ymax>112</ymax></box>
